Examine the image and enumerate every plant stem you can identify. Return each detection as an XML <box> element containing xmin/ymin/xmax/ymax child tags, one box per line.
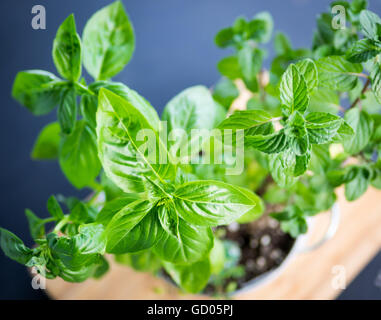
<box><xmin>53</xmin><ymin>215</ymin><xmax>69</xmax><ymax>233</ymax></box>
<box><xmin>349</xmin><ymin>78</ymin><xmax>370</xmax><ymax>110</ymax></box>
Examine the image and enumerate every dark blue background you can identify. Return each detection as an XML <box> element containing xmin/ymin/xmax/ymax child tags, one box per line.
<box><xmin>0</xmin><ymin>0</ymin><xmax>380</xmax><ymax>299</ymax></box>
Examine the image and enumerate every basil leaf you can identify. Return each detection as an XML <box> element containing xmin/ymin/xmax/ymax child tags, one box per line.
<box><xmin>93</xmin><ymin>256</ymin><xmax>109</xmax><ymax>279</ymax></box>
<box><xmin>82</xmin><ymin>1</ymin><xmax>135</xmax><ymax>80</ymax></box>
<box><xmin>343</xmin><ymin>108</ymin><xmax>374</xmax><ymax>154</ymax></box>
<box><xmin>153</xmin><ymin>218</ymin><xmax>213</xmax><ymax>265</ymax></box>
<box><xmin>59</xmin><ymin>120</ymin><xmax>101</xmax><ymax>189</ymax></box>
<box><xmin>116</xmin><ymin>250</ymin><xmax>162</xmax><ymax>273</ymax></box>
<box><xmin>48</xmin><ymin>224</ymin><xmax>106</xmax><ymax>270</ymax></box>
<box><xmin>359</xmin><ymin>10</ymin><xmax>381</xmax><ymax>40</ymax></box>
<box><xmin>173</xmin><ymin>180</ymin><xmax>262</xmax><ymax>226</ymax></box>
<box><xmin>163</xmin><ymin>259</ymin><xmax>211</xmax><ymax>293</ymax></box>
<box><xmin>47</xmin><ymin>195</ymin><xmax>65</xmax><ymax>220</ymax></box>
<box><xmin>0</xmin><ymin>228</ymin><xmax>33</xmax><ymax>265</ymax></box>
<box><xmin>97</xmin><ymin>88</ymin><xmax>174</xmax><ymax>193</ymax></box>
<box><xmin>12</xmin><ymin>70</ymin><xmax>61</xmax><ymax>115</ymax></box>
<box><xmin>279</xmin><ymin>64</ymin><xmax>309</xmax><ymax>115</ymax></box>
<box><xmin>217</xmin><ymin>56</ymin><xmax>242</xmax><ymax>79</ymax></box>
<box><xmin>57</xmin><ymin>88</ymin><xmax>77</xmax><ymax>134</ymax></box>
<box><xmin>294</xmin><ymin>59</ymin><xmax>318</xmax><ymax>93</ymax></box>
<box><xmin>213</xmin><ymin>77</ymin><xmax>239</xmax><ymax>109</ymax></box>
<box><xmin>305</xmin><ymin>112</ymin><xmax>343</xmax><ymax>144</ymax></box>
<box><xmin>52</xmin><ymin>14</ymin><xmax>82</xmax><ymax>81</ymax></box>
<box><xmin>209</xmin><ymin>238</ymin><xmax>225</xmax><ymax>275</ymax></box>
<box><xmin>162</xmin><ymin>86</ymin><xmax>225</xmax><ymax>135</ymax></box>
<box><xmin>31</xmin><ymin>122</ymin><xmax>61</xmax><ymax>160</ymax></box>
<box><xmin>157</xmin><ymin>204</ymin><xmax>179</xmax><ymax>238</ymax></box>
<box><xmin>105</xmin><ymin>200</ymin><xmax>163</xmax><ymax>254</ymax></box>
<box><xmin>316</xmin><ymin>56</ymin><xmax>362</xmax><ymax>91</ymax></box>
<box><xmin>346</xmin><ymin>39</ymin><xmax>381</xmax><ymax>63</ymax></box>
<box><xmin>80</xmin><ymin>94</ymin><xmax>98</xmax><ymax>128</ymax></box>
<box><xmin>90</xmin><ymin>81</ymin><xmax>160</xmax><ymax>128</ymax></box>
<box><xmin>25</xmin><ymin>209</ymin><xmax>45</xmax><ymax>240</ymax></box>
<box><xmin>96</xmin><ymin>195</ymin><xmax>141</xmax><ymax>226</ymax></box>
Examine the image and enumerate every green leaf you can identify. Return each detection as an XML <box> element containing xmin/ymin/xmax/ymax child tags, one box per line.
<box><xmin>153</xmin><ymin>218</ymin><xmax>213</xmax><ymax>265</ymax></box>
<box><xmin>370</xmin><ymin>62</ymin><xmax>381</xmax><ymax>104</ymax></box>
<box><xmin>80</xmin><ymin>94</ymin><xmax>98</xmax><ymax>128</ymax></box>
<box><xmin>162</xmin><ymin>86</ymin><xmax>225</xmax><ymax>135</ymax></box>
<box><xmin>48</xmin><ymin>224</ymin><xmax>106</xmax><ymax>270</ymax></box>
<box><xmin>350</xmin><ymin>0</ymin><xmax>368</xmax><ymax>14</ymax></box>
<box><xmin>213</xmin><ymin>77</ymin><xmax>239</xmax><ymax>109</ymax></box>
<box><xmin>57</xmin><ymin>88</ymin><xmax>77</xmax><ymax>134</ymax></box>
<box><xmin>96</xmin><ymin>88</ymin><xmax>174</xmax><ymax>193</ymax></box>
<box><xmin>93</xmin><ymin>256</ymin><xmax>109</xmax><ymax>279</ymax></box>
<box><xmin>209</xmin><ymin>238</ymin><xmax>225</xmax><ymax>275</ymax></box>
<box><xmin>163</xmin><ymin>258</ymin><xmax>211</xmax><ymax>293</ymax></box>
<box><xmin>96</xmin><ymin>195</ymin><xmax>141</xmax><ymax>226</ymax></box>
<box><xmin>82</xmin><ymin>1</ymin><xmax>135</xmax><ymax>80</ymax></box>
<box><xmin>316</xmin><ymin>56</ymin><xmax>363</xmax><ymax>91</ymax></box>
<box><xmin>359</xmin><ymin>10</ymin><xmax>381</xmax><ymax>40</ymax></box>
<box><xmin>305</xmin><ymin>112</ymin><xmax>343</xmax><ymax>144</ymax></box>
<box><xmin>31</xmin><ymin>122</ymin><xmax>61</xmax><ymax>160</ymax></box>
<box><xmin>271</xmin><ymin>206</ymin><xmax>307</xmax><ymax>238</ymax></box>
<box><xmin>0</xmin><ymin>228</ymin><xmax>33</xmax><ymax>265</ymax></box>
<box><xmin>237</xmin><ymin>46</ymin><xmax>263</xmax><ymax>92</ymax></box>
<box><xmin>217</xmin><ymin>110</ymin><xmax>274</xmax><ymax>137</ymax></box>
<box><xmin>47</xmin><ymin>195</ymin><xmax>65</xmax><ymax>220</ymax></box>
<box><xmin>173</xmin><ymin>180</ymin><xmax>262</xmax><ymax>226</ymax></box>
<box><xmin>345</xmin><ymin>166</ymin><xmax>371</xmax><ymax>201</ymax></box>
<box><xmin>52</xmin><ymin>14</ymin><xmax>82</xmax><ymax>81</ymax></box>
<box><xmin>25</xmin><ymin>209</ymin><xmax>45</xmax><ymax>240</ymax></box>
<box><xmin>308</xmin><ymin>88</ymin><xmax>340</xmax><ymax>114</ymax></box>
<box><xmin>105</xmin><ymin>200</ymin><xmax>163</xmax><ymax>254</ymax></box>
<box><xmin>215</xmin><ymin>27</ymin><xmax>235</xmax><ymax>48</ymax></box>
<box><xmin>268</xmin><ymin>152</ymin><xmax>297</xmax><ymax>187</ymax></box>
<box><xmin>12</xmin><ymin>70</ymin><xmax>61</xmax><ymax>115</ymax></box>
<box><xmin>217</xmin><ymin>56</ymin><xmax>242</xmax><ymax>79</ymax></box>
<box><xmin>346</xmin><ymin>39</ymin><xmax>381</xmax><ymax>63</ymax></box>
<box><xmin>274</xmin><ymin>32</ymin><xmax>292</xmax><ymax>55</ymax></box>
<box><xmin>250</xmin><ymin>11</ymin><xmax>273</xmax><ymax>43</ymax></box>
<box><xmin>279</xmin><ymin>64</ymin><xmax>309</xmax><ymax>115</ymax></box>
<box><xmin>343</xmin><ymin>108</ymin><xmax>374</xmax><ymax>154</ymax></box>
<box><xmin>116</xmin><ymin>250</ymin><xmax>161</xmax><ymax>272</ymax></box>
<box><xmin>245</xmin><ymin>129</ymin><xmax>289</xmax><ymax>154</ymax></box>
<box><xmin>294</xmin><ymin>59</ymin><xmax>318</xmax><ymax>93</ymax></box>
<box><xmin>59</xmin><ymin>120</ymin><xmax>101</xmax><ymax>189</ymax></box>
<box><xmin>286</xmin><ymin>111</ymin><xmax>309</xmax><ymax>155</ymax></box>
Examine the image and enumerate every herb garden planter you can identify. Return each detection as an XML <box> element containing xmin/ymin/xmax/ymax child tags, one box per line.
<box><xmin>2</xmin><ymin>0</ymin><xmax>381</xmax><ymax>299</ymax></box>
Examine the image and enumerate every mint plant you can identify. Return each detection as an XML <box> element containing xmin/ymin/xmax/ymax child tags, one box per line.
<box><xmin>1</xmin><ymin>0</ymin><xmax>381</xmax><ymax>294</ymax></box>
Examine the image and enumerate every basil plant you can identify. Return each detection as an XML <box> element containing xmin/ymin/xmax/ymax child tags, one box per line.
<box><xmin>1</xmin><ymin>0</ymin><xmax>381</xmax><ymax>294</ymax></box>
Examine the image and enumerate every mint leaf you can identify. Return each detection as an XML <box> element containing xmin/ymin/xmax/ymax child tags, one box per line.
<box><xmin>370</xmin><ymin>62</ymin><xmax>381</xmax><ymax>104</ymax></box>
<box><xmin>305</xmin><ymin>112</ymin><xmax>343</xmax><ymax>144</ymax></box>
<box><xmin>52</xmin><ymin>14</ymin><xmax>82</xmax><ymax>81</ymax></box>
<box><xmin>346</xmin><ymin>39</ymin><xmax>381</xmax><ymax>63</ymax></box>
<box><xmin>279</xmin><ymin>64</ymin><xmax>309</xmax><ymax>115</ymax></box>
<box><xmin>237</xmin><ymin>46</ymin><xmax>263</xmax><ymax>92</ymax></box>
<box><xmin>245</xmin><ymin>129</ymin><xmax>288</xmax><ymax>154</ymax></box>
<box><xmin>82</xmin><ymin>1</ymin><xmax>135</xmax><ymax>80</ymax></box>
<box><xmin>343</xmin><ymin>108</ymin><xmax>374</xmax><ymax>154</ymax></box>
<box><xmin>359</xmin><ymin>10</ymin><xmax>381</xmax><ymax>40</ymax></box>
<box><xmin>317</xmin><ymin>56</ymin><xmax>362</xmax><ymax>91</ymax></box>
<box><xmin>295</xmin><ymin>59</ymin><xmax>318</xmax><ymax>93</ymax></box>
<box><xmin>217</xmin><ymin>56</ymin><xmax>242</xmax><ymax>79</ymax></box>
<box><xmin>345</xmin><ymin>166</ymin><xmax>371</xmax><ymax>201</ymax></box>
<box><xmin>215</xmin><ymin>27</ymin><xmax>235</xmax><ymax>48</ymax></box>
<box><xmin>212</xmin><ymin>77</ymin><xmax>239</xmax><ymax>109</ymax></box>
